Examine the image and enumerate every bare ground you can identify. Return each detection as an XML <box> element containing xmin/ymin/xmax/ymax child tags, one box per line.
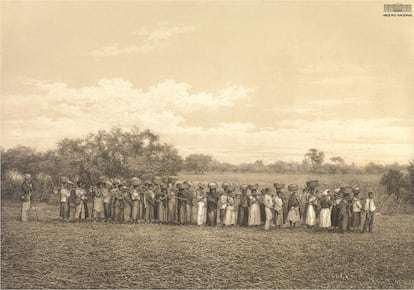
<box><xmin>1</xmin><ymin>200</ymin><xmax>413</xmax><ymax>289</ymax></box>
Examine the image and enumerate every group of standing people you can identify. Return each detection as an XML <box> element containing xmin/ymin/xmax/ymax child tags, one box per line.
<box><xmin>21</xmin><ymin>174</ymin><xmax>377</xmax><ymax>232</ymax></box>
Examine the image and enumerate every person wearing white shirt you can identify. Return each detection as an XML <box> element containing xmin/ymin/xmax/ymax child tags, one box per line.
<box><xmin>363</xmin><ymin>192</ymin><xmax>376</xmax><ymax>233</ymax></box>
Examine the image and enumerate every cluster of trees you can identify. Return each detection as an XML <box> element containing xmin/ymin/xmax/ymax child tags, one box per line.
<box><xmin>1</xmin><ymin>128</ymin><xmax>183</xmax><ymax>198</ymax></box>
<box><xmin>183</xmin><ymin>149</ymin><xmax>407</xmax><ymax>175</ymax></box>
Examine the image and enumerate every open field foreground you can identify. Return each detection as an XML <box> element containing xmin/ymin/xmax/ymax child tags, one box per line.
<box><xmin>1</xmin><ymin>200</ymin><xmax>414</xmax><ymax>289</ymax></box>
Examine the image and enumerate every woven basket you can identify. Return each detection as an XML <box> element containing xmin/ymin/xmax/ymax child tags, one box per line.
<box><xmin>306</xmin><ymin>180</ymin><xmax>318</xmax><ymax>188</ymax></box>
<box><xmin>288</xmin><ymin>184</ymin><xmax>298</xmax><ymax>191</ymax></box>
<box><xmin>273</xmin><ymin>183</ymin><xmax>285</xmax><ymax>189</ymax></box>
<box><xmin>340</xmin><ymin>186</ymin><xmax>353</xmax><ymax>194</ymax></box>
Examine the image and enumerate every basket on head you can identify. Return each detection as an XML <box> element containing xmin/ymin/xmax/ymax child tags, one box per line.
<box><xmin>240</xmin><ymin>184</ymin><xmax>249</xmax><ymax>191</ymax></box>
<box><xmin>168</xmin><ymin>176</ymin><xmax>178</xmax><ymax>184</ymax></box>
<box><xmin>208</xmin><ymin>182</ymin><xmax>217</xmax><ymax>190</ymax></box>
<box><xmin>249</xmin><ymin>184</ymin><xmax>259</xmax><ymax>190</ymax></box>
<box><xmin>176</xmin><ymin>183</ymin><xmax>186</xmax><ymax>190</ymax></box>
<box><xmin>130</xmin><ymin>177</ymin><xmax>141</xmax><ymax>186</ymax></box>
<box><xmin>340</xmin><ymin>186</ymin><xmax>353</xmax><ymax>195</ymax></box>
<box><xmin>273</xmin><ymin>182</ymin><xmax>285</xmax><ymax>189</ymax></box>
<box><xmin>306</xmin><ymin>180</ymin><xmax>318</xmax><ymax>188</ymax></box>
<box><xmin>222</xmin><ymin>182</ymin><xmax>230</xmax><ymax>189</ymax></box>
<box><xmin>152</xmin><ymin>176</ymin><xmax>161</xmax><ymax>185</ymax></box>
<box><xmin>288</xmin><ymin>184</ymin><xmax>298</xmax><ymax>192</ymax></box>
<box><xmin>61</xmin><ymin>176</ymin><xmax>69</xmax><ymax>183</ymax></box>
<box><xmin>352</xmin><ymin>187</ymin><xmax>361</xmax><ymax>194</ymax></box>
<box><xmin>161</xmin><ymin>177</ymin><xmax>169</xmax><ymax>184</ymax></box>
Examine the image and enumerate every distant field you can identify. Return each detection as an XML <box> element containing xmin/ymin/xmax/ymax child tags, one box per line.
<box><xmin>1</xmin><ymin>200</ymin><xmax>414</xmax><ymax>289</ymax></box>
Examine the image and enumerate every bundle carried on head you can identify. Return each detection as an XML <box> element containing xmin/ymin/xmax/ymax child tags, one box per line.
<box><xmin>306</xmin><ymin>180</ymin><xmax>318</xmax><ymax>188</ymax></box>
<box><xmin>152</xmin><ymin>176</ymin><xmax>161</xmax><ymax>185</ymax></box>
<box><xmin>248</xmin><ymin>184</ymin><xmax>259</xmax><ymax>190</ymax></box>
<box><xmin>208</xmin><ymin>182</ymin><xmax>217</xmax><ymax>189</ymax></box>
<box><xmin>273</xmin><ymin>182</ymin><xmax>285</xmax><ymax>189</ymax></box>
<box><xmin>288</xmin><ymin>184</ymin><xmax>298</xmax><ymax>192</ymax></box>
<box><xmin>168</xmin><ymin>176</ymin><xmax>178</xmax><ymax>184</ymax></box>
<box><xmin>340</xmin><ymin>186</ymin><xmax>353</xmax><ymax>195</ymax></box>
<box><xmin>130</xmin><ymin>177</ymin><xmax>141</xmax><ymax>186</ymax></box>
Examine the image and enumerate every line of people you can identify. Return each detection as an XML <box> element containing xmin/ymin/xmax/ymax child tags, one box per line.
<box><xmin>55</xmin><ymin>176</ymin><xmax>376</xmax><ymax>232</ymax></box>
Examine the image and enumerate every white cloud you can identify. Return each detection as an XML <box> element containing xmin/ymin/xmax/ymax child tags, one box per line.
<box><xmin>2</xmin><ymin>78</ymin><xmax>413</xmax><ymax>165</ymax></box>
<box><xmin>89</xmin><ymin>23</ymin><xmax>196</xmax><ymax>57</ymax></box>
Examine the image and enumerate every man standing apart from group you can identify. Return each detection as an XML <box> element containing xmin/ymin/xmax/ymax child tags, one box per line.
<box><xmin>21</xmin><ymin>174</ymin><xmax>33</xmax><ymax>222</ymax></box>
<box><xmin>363</xmin><ymin>192</ymin><xmax>376</xmax><ymax>233</ymax></box>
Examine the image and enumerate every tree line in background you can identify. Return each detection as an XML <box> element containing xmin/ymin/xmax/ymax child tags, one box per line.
<box><xmin>183</xmin><ymin>149</ymin><xmax>407</xmax><ymax>175</ymax></box>
<box><xmin>1</xmin><ymin>128</ymin><xmax>413</xmax><ymax>203</ymax></box>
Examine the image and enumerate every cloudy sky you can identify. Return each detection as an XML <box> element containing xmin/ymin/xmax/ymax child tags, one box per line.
<box><xmin>2</xmin><ymin>1</ymin><xmax>413</xmax><ymax>165</ymax></box>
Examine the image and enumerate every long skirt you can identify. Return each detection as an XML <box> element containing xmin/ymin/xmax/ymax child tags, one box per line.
<box><xmin>139</xmin><ymin>201</ymin><xmax>145</xmax><ymax>220</ymax></box>
<box><xmin>191</xmin><ymin>204</ymin><xmax>198</xmax><ymax>225</ymax></box>
<box><xmin>264</xmin><ymin>207</ymin><xmax>273</xmax><ymax>230</ymax></box>
<box><xmin>305</xmin><ymin>205</ymin><xmax>317</xmax><ymax>226</ymax></box>
<box><xmin>158</xmin><ymin>203</ymin><xmax>167</xmax><ymax>223</ymax></box>
<box><xmin>248</xmin><ymin>204</ymin><xmax>261</xmax><ymax>226</ymax></box>
<box><xmin>178</xmin><ymin>203</ymin><xmax>187</xmax><ymax>224</ymax></box>
<box><xmin>207</xmin><ymin>207</ymin><xmax>216</xmax><ymax>226</ymax></box>
<box><xmin>168</xmin><ymin>199</ymin><xmax>177</xmax><ymax>223</ymax></box>
<box><xmin>186</xmin><ymin>204</ymin><xmax>193</xmax><ymax>224</ymax></box>
<box><xmin>331</xmin><ymin>205</ymin><xmax>339</xmax><ymax>227</ymax></box>
<box><xmin>287</xmin><ymin>207</ymin><xmax>301</xmax><ymax>223</ymax></box>
<box><xmin>93</xmin><ymin>197</ymin><xmax>104</xmax><ymax>219</ymax></box>
<box><xmin>131</xmin><ymin>200</ymin><xmax>140</xmax><ymax>221</ymax></box>
<box><xmin>338</xmin><ymin>212</ymin><xmax>349</xmax><ymax>232</ymax></box>
<box><xmin>238</xmin><ymin>207</ymin><xmax>249</xmax><ymax>226</ymax></box>
<box><xmin>114</xmin><ymin>207</ymin><xmax>124</xmax><ymax>223</ymax></box>
<box><xmin>260</xmin><ymin>203</ymin><xmax>266</xmax><ymax>224</ymax></box>
<box><xmin>274</xmin><ymin>210</ymin><xmax>283</xmax><ymax>226</ymax></box>
<box><xmin>352</xmin><ymin>212</ymin><xmax>361</xmax><ymax>228</ymax></box>
<box><xmin>197</xmin><ymin>202</ymin><xmax>207</xmax><ymax>226</ymax></box>
<box><xmin>217</xmin><ymin>208</ymin><xmax>226</xmax><ymax>225</ymax></box>
<box><xmin>59</xmin><ymin>202</ymin><xmax>70</xmax><ymax>219</ymax></box>
<box><xmin>145</xmin><ymin>204</ymin><xmax>154</xmax><ymax>222</ymax></box>
<box><xmin>223</xmin><ymin>206</ymin><xmax>236</xmax><ymax>225</ymax></box>
<box><xmin>104</xmin><ymin>203</ymin><xmax>111</xmax><ymax>220</ymax></box>
<box><xmin>124</xmin><ymin>202</ymin><xmax>131</xmax><ymax>222</ymax></box>
<box><xmin>319</xmin><ymin>208</ymin><xmax>331</xmax><ymax>228</ymax></box>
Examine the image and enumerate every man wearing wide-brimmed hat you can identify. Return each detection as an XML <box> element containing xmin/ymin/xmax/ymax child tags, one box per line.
<box><xmin>20</xmin><ymin>174</ymin><xmax>33</xmax><ymax>222</ymax></box>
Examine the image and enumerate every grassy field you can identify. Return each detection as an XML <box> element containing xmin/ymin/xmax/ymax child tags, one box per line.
<box><xmin>2</xmin><ymin>199</ymin><xmax>414</xmax><ymax>289</ymax></box>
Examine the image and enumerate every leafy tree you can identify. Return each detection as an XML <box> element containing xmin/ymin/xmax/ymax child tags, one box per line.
<box><xmin>304</xmin><ymin>148</ymin><xmax>325</xmax><ymax>172</ymax></box>
<box><xmin>183</xmin><ymin>154</ymin><xmax>212</xmax><ymax>174</ymax></box>
<box><xmin>330</xmin><ymin>156</ymin><xmax>345</xmax><ymax>165</ymax></box>
<box><xmin>380</xmin><ymin>169</ymin><xmax>407</xmax><ymax>199</ymax></box>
